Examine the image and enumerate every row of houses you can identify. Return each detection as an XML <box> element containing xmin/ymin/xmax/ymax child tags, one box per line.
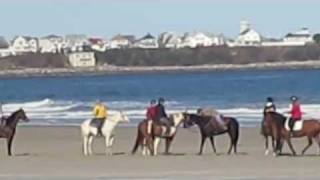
<box><xmin>0</xmin><ymin>21</ymin><xmax>317</xmax><ymax>58</ymax></box>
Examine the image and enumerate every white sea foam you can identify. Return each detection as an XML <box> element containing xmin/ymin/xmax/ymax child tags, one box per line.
<box><xmin>2</xmin><ymin>99</ymin><xmax>320</xmax><ymax>126</ymax></box>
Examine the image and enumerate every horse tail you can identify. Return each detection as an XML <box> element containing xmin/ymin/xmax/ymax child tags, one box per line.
<box><xmin>228</xmin><ymin>118</ymin><xmax>239</xmax><ymax>151</ymax></box>
<box><xmin>131</xmin><ymin>123</ymin><xmax>143</xmax><ymax>154</ymax></box>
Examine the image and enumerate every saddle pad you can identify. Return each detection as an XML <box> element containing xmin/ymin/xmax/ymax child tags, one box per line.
<box><xmin>285</xmin><ymin>118</ymin><xmax>303</xmax><ymax>131</ymax></box>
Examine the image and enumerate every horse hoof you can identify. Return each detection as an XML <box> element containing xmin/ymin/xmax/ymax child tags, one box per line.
<box><xmin>264</xmin><ymin>150</ymin><xmax>269</xmax><ymax>156</ymax></box>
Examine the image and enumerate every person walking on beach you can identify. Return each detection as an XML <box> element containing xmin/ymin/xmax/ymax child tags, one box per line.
<box><xmin>155</xmin><ymin>97</ymin><xmax>171</xmax><ymax>136</ymax></box>
<box><xmin>287</xmin><ymin>96</ymin><xmax>303</xmax><ymax>136</ymax></box>
<box><xmin>146</xmin><ymin>99</ymin><xmax>157</xmax><ymax>134</ymax></box>
<box><xmin>91</xmin><ymin>100</ymin><xmax>108</xmax><ymax>135</ymax></box>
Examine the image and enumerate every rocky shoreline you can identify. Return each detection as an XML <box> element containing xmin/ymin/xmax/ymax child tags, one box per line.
<box><xmin>1</xmin><ymin>60</ymin><xmax>320</xmax><ymax>78</ymax></box>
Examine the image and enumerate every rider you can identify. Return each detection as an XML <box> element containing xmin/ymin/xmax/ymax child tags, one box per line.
<box><xmin>91</xmin><ymin>100</ymin><xmax>108</xmax><ymax>135</ymax></box>
<box><xmin>263</xmin><ymin>97</ymin><xmax>276</xmax><ymax>115</ymax></box>
<box><xmin>146</xmin><ymin>99</ymin><xmax>157</xmax><ymax>134</ymax></box>
<box><xmin>288</xmin><ymin>96</ymin><xmax>303</xmax><ymax>135</ymax></box>
<box><xmin>197</xmin><ymin>107</ymin><xmax>227</xmax><ymax>131</ymax></box>
<box><xmin>155</xmin><ymin>97</ymin><xmax>171</xmax><ymax>136</ymax></box>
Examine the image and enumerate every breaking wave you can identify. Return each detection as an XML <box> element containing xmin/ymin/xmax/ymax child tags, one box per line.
<box><xmin>2</xmin><ymin>98</ymin><xmax>320</xmax><ymax>127</ymax></box>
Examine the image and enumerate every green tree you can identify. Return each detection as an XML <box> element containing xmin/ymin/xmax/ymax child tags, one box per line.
<box><xmin>313</xmin><ymin>34</ymin><xmax>320</xmax><ymax>44</ymax></box>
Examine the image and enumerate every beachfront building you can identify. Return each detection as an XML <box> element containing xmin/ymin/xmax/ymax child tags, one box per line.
<box><xmin>283</xmin><ymin>28</ymin><xmax>314</xmax><ymax>46</ymax></box>
<box><xmin>0</xmin><ymin>36</ymin><xmax>15</xmax><ymax>57</ymax></box>
<box><xmin>234</xmin><ymin>21</ymin><xmax>262</xmax><ymax>46</ymax></box>
<box><xmin>68</xmin><ymin>51</ymin><xmax>96</xmax><ymax>67</ymax></box>
<box><xmin>11</xmin><ymin>36</ymin><xmax>39</xmax><ymax>54</ymax></box>
<box><xmin>88</xmin><ymin>38</ymin><xmax>108</xmax><ymax>52</ymax></box>
<box><xmin>134</xmin><ymin>33</ymin><xmax>158</xmax><ymax>49</ymax></box>
<box><xmin>38</xmin><ymin>34</ymin><xmax>64</xmax><ymax>53</ymax></box>
<box><xmin>110</xmin><ymin>34</ymin><xmax>135</xmax><ymax>49</ymax></box>
<box><xmin>178</xmin><ymin>32</ymin><xmax>223</xmax><ymax>48</ymax></box>
<box><xmin>158</xmin><ymin>32</ymin><xmax>182</xmax><ymax>48</ymax></box>
<box><xmin>64</xmin><ymin>34</ymin><xmax>89</xmax><ymax>52</ymax></box>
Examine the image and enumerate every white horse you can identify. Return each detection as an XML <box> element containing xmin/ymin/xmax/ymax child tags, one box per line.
<box><xmin>81</xmin><ymin>111</ymin><xmax>129</xmax><ymax>156</ymax></box>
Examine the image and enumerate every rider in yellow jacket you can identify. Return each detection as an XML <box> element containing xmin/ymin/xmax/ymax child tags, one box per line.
<box><xmin>91</xmin><ymin>100</ymin><xmax>108</xmax><ymax>134</ymax></box>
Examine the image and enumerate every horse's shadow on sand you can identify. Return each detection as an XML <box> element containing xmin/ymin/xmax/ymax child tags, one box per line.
<box><xmin>95</xmin><ymin>152</ymin><xmax>126</xmax><ymax>156</ymax></box>
<box><xmin>14</xmin><ymin>153</ymin><xmax>38</xmax><ymax>157</ymax></box>
<box><xmin>278</xmin><ymin>153</ymin><xmax>320</xmax><ymax>158</ymax></box>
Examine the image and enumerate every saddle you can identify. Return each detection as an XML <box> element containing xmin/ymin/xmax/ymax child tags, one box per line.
<box><xmin>285</xmin><ymin>118</ymin><xmax>303</xmax><ymax>131</ymax></box>
<box><xmin>90</xmin><ymin>118</ymin><xmax>105</xmax><ymax>135</ymax></box>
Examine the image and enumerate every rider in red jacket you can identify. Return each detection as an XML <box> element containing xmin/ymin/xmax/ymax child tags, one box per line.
<box><xmin>146</xmin><ymin>99</ymin><xmax>157</xmax><ymax>134</ymax></box>
<box><xmin>288</xmin><ymin>96</ymin><xmax>303</xmax><ymax>134</ymax></box>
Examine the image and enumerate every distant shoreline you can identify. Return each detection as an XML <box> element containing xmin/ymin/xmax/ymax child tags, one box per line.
<box><xmin>0</xmin><ymin>60</ymin><xmax>320</xmax><ymax>78</ymax></box>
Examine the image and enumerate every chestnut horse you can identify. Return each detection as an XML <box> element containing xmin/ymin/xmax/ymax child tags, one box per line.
<box><xmin>265</xmin><ymin>112</ymin><xmax>320</xmax><ymax>156</ymax></box>
<box><xmin>183</xmin><ymin>113</ymin><xmax>239</xmax><ymax>155</ymax></box>
<box><xmin>131</xmin><ymin>112</ymin><xmax>185</xmax><ymax>156</ymax></box>
<box><xmin>0</xmin><ymin>109</ymin><xmax>29</xmax><ymax>156</ymax></box>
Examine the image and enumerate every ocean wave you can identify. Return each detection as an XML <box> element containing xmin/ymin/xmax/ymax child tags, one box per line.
<box><xmin>2</xmin><ymin>98</ymin><xmax>320</xmax><ymax>126</ymax></box>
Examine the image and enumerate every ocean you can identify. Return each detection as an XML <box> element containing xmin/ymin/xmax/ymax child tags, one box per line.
<box><xmin>0</xmin><ymin>69</ymin><xmax>320</xmax><ymax>127</ymax></box>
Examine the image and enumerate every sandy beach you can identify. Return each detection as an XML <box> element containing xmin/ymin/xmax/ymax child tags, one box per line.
<box><xmin>0</xmin><ymin>126</ymin><xmax>319</xmax><ymax>179</ymax></box>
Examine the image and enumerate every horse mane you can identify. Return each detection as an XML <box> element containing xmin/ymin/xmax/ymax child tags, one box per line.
<box><xmin>268</xmin><ymin>112</ymin><xmax>286</xmax><ymax>125</ymax></box>
<box><xmin>5</xmin><ymin>109</ymin><xmax>23</xmax><ymax>126</ymax></box>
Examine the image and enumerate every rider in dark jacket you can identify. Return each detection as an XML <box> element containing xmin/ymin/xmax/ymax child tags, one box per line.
<box><xmin>155</xmin><ymin>97</ymin><xmax>170</xmax><ymax>135</ymax></box>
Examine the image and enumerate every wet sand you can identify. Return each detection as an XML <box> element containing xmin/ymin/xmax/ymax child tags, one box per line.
<box><xmin>0</xmin><ymin>126</ymin><xmax>319</xmax><ymax>179</ymax></box>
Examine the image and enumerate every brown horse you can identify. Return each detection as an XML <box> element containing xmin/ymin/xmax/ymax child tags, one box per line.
<box><xmin>265</xmin><ymin>112</ymin><xmax>320</xmax><ymax>156</ymax></box>
<box><xmin>0</xmin><ymin>109</ymin><xmax>29</xmax><ymax>156</ymax></box>
<box><xmin>131</xmin><ymin>113</ymin><xmax>185</xmax><ymax>156</ymax></box>
<box><xmin>261</xmin><ymin>116</ymin><xmax>282</xmax><ymax>155</ymax></box>
<box><xmin>183</xmin><ymin>113</ymin><xmax>239</xmax><ymax>155</ymax></box>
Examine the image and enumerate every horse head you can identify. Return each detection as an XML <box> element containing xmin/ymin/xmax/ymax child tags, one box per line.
<box><xmin>182</xmin><ymin>113</ymin><xmax>196</xmax><ymax>128</ymax></box>
<box><xmin>114</xmin><ymin>111</ymin><xmax>130</xmax><ymax>123</ymax></box>
<box><xmin>16</xmin><ymin>108</ymin><xmax>30</xmax><ymax>122</ymax></box>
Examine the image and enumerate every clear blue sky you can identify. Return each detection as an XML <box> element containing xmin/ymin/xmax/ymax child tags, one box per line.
<box><xmin>1</xmin><ymin>0</ymin><xmax>320</xmax><ymax>39</ymax></box>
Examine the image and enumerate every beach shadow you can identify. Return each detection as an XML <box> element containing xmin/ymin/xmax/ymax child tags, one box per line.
<box><xmin>95</xmin><ymin>152</ymin><xmax>126</xmax><ymax>156</ymax></box>
<box><xmin>160</xmin><ymin>152</ymin><xmax>186</xmax><ymax>156</ymax></box>
<box><xmin>14</xmin><ymin>153</ymin><xmax>38</xmax><ymax>157</ymax></box>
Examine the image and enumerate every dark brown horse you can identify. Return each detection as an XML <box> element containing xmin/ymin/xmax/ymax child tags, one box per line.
<box><xmin>183</xmin><ymin>113</ymin><xmax>239</xmax><ymax>155</ymax></box>
<box><xmin>131</xmin><ymin>113</ymin><xmax>185</xmax><ymax>156</ymax></box>
<box><xmin>0</xmin><ymin>109</ymin><xmax>29</xmax><ymax>156</ymax></box>
<box><xmin>261</xmin><ymin>116</ymin><xmax>281</xmax><ymax>155</ymax></box>
<box><xmin>265</xmin><ymin>112</ymin><xmax>320</xmax><ymax>156</ymax></box>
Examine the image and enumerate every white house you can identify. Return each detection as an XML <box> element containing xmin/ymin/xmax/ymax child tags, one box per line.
<box><xmin>11</xmin><ymin>36</ymin><xmax>39</xmax><ymax>54</ymax></box>
<box><xmin>110</xmin><ymin>34</ymin><xmax>135</xmax><ymax>49</ymax></box>
<box><xmin>235</xmin><ymin>21</ymin><xmax>262</xmax><ymax>46</ymax></box>
<box><xmin>0</xmin><ymin>36</ymin><xmax>15</xmax><ymax>57</ymax></box>
<box><xmin>178</xmin><ymin>32</ymin><xmax>217</xmax><ymax>48</ymax></box>
<box><xmin>39</xmin><ymin>34</ymin><xmax>64</xmax><ymax>53</ymax></box>
<box><xmin>64</xmin><ymin>34</ymin><xmax>89</xmax><ymax>52</ymax></box>
<box><xmin>158</xmin><ymin>32</ymin><xmax>182</xmax><ymax>48</ymax></box>
<box><xmin>88</xmin><ymin>38</ymin><xmax>108</xmax><ymax>52</ymax></box>
<box><xmin>283</xmin><ymin>28</ymin><xmax>313</xmax><ymax>45</ymax></box>
<box><xmin>134</xmin><ymin>33</ymin><xmax>158</xmax><ymax>49</ymax></box>
<box><xmin>68</xmin><ymin>51</ymin><xmax>96</xmax><ymax>67</ymax></box>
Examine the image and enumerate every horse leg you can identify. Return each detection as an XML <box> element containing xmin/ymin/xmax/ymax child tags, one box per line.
<box><xmin>286</xmin><ymin>137</ymin><xmax>297</xmax><ymax>156</ymax></box>
<box><xmin>7</xmin><ymin>136</ymin><xmax>14</xmax><ymax>156</ymax></box>
<box><xmin>164</xmin><ymin>137</ymin><xmax>173</xmax><ymax>155</ymax></box>
<box><xmin>105</xmin><ymin>135</ymin><xmax>112</xmax><ymax>156</ymax></box>
<box><xmin>209</xmin><ymin>136</ymin><xmax>217</xmax><ymax>154</ymax></box>
<box><xmin>264</xmin><ymin>135</ymin><xmax>269</xmax><ymax>156</ymax></box>
<box><xmin>316</xmin><ymin>134</ymin><xmax>320</xmax><ymax>156</ymax></box>
<box><xmin>301</xmin><ymin>137</ymin><xmax>313</xmax><ymax>155</ymax></box>
<box><xmin>198</xmin><ymin>135</ymin><xmax>206</xmax><ymax>155</ymax></box>
<box><xmin>83</xmin><ymin>136</ymin><xmax>89</xmax><ymax>156</ymax></box>
<box><xmin>153</xmin><ymin>137</ymin><xmax>161</xmax><ymax>156</ymax></box>
<box><xmin>88</xmin><ymin>135</ymin><xmax>94</xmax><ymax>155</ymax></box>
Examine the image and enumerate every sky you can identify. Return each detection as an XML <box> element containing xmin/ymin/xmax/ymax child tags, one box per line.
<box><xmin>1</xmin><ymin>0</ymin><xmax>320</xmax><ymax>39</ymax></box>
